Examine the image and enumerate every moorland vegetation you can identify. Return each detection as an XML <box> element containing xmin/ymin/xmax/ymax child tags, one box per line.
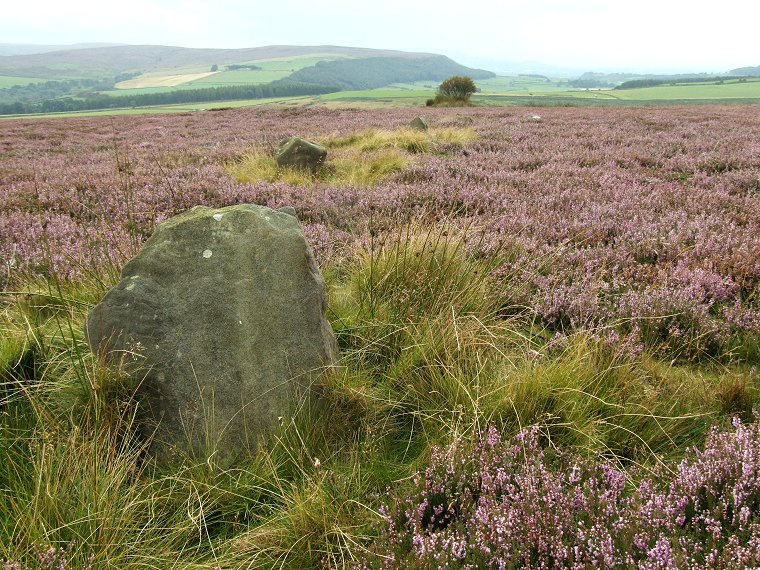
<box><xmin>0</xmin><ymin>106</ymin><xmax>758</xmax><ymax>568</ymax></box>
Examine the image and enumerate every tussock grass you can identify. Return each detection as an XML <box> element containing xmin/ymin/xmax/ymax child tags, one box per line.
<box><xmin>326</xmin><ymin>222</ymin><xmax>749</xmax><ymax>465</ymax></box>
<box><xmin>322</xmin><ymin>127</ymin><xmax>478</xmax><ymax>154</ymax></box>
<box><xmin>227</xmin><ymin>127</ymin><xmax>477</xmax><ymax>188</ymax></box>
<box><xmin>1</xmin><ymin>220</ymin><xmax>757</xmax><ymax>567</ymax></box>
<box><xmin>227</xmin><ymin>148</ymin><xmax>409</xmax><ymax>189</ymax></box>
<box><xmin>325</xmin><ymin>149</ymin><xmax>409</xmax><ymax>188</ymax></box>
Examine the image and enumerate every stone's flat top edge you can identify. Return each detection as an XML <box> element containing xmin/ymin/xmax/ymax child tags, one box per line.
<box><xmin>277</xmin><ymin>136</ymin><xmax>327</xmax><ymax>154</ymax></box>
<box><xmin>160</xmin><ymin>203</ymin><xmax>299</xmax><ymax>229</ymax></box>
<box><xmin>188</xmin><ymin>203</ymin><xmax>289</xmax><ymax>216</ymax></box>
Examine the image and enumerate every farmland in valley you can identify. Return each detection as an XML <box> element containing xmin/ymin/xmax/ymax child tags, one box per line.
<box><xmin>471</xmin><ymin>75</ymin><xmax>760</xmax><ymax>106</ymax></box>
<box><xmin>108</xmin><ymin>54</ymin><xmax>356</xmax><ymax>94</ymax></box>
<box><xmin>0</xmin><ymin>105</ymin><xmax>758</xmax><ymax>567</ymax></box>
<box><xmin>0</xmin><ymin>46</ymin><xmax>760</xmax><ymax>115</ymax></box>
<box><xmin>0</xmin><ymin>45</ymin><xmax>495</xmax><ymax>115</ymax></box>
<box><xmin>5</xmin><ymin>43</ymin><xmax>760</xmax><ymax>119</ymax></box>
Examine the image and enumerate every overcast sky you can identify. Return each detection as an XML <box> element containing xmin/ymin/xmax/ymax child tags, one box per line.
<box><xmin>2</xmin><ymin>0</ymin><xmax>757</xmax><ymax>73</ymax></box>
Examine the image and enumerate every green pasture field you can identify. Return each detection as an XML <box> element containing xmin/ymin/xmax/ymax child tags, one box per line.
<box><xmin>0</xmin><ymin>75</ymin><xmax>46</xmax><ymax>88</ymax></box>
<box><xmin>7</xmin><ymin>75</ymin><xmax>760</xmax><ymax>120</ymax></box>
<box><xmin>612</xmin><ymin>78</ymin><xmax>760</xmax><ymax>100</ymax></box>
<box><xmin>471</xmin><ymin>76</ymin><xmax>760</xmax><ymax>105</ymax></box>
<box><xmin>322</xmin><ymin>80</ymin><xmax>760</xmax><ymax>107</ymax></box>
<box><xmin>317</xmin><ymin>88</ymin><xmax>431</xmax><ymax>107</ymax></box>
<box><xmin>186</xmin><ymin>69</ymin><xmax>292</xmax><ymax>87</ymax></box>
<box><xmin>473</xmin><ymin>93</ymin><xmax>623</xmax><ymax>107</ymax></box>
<box><xmin>389</xmin><ymin>81</ymin><xmax>438</xmax><ymax>90</ymax></box>
<box><xmin>376</xmin><ymin>76</ymin><xmax>760</xmax><ymax>103</ymax></box>
<box><xmin>383</xmin><ymin>77</ymin><xmax>565</xmax><ymax>95</ymax></box>
<box><xmin>132</xmin><ymin>66</ymin><xmax>214</xmax><ymax>78</ymax></box>
<box><xmin>103</xmin><ymin>85</ymin><xmax>208</xmax><ymax>96</ymax></box>
<box><xmin>319</xmin><ymin>88</ymin><xmax>432</xmax><ymax>100</ymax></box>
<box><xmin>476</xmin><ymin>75</ymin><xmax>564</xmax><ymax>93</ymax></box>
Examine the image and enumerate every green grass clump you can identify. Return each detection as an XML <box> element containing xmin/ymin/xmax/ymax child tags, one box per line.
<box><xmin>326</xmin><ymin>223</ymin><xmax>755</xmax><ymax>464</ymax></box>
<box><xmin>322</xmin><ymin>127</ymin><xmax>477</xmax><ymax>154</ymax></box>
<box><xmin>326</xmin><ymin>149</ymin><xmax>409</xmax><ymax>188</ymax></box>
<box><xmin>227</xmin><ymin>127</ymin><xmax>477</xmax><ymax>188</ymax></box>
<box><xmin>228</xmin><ymin>147</ymin><xmax>410</xmax><ymax>189</ymax></box>
<box><xmin>228</xmin><ymin>152</ymin><xmax>312</xmax><ymax>186</ymax></box>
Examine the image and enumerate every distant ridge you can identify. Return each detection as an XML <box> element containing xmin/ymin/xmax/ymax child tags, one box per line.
<box><xmin>0</xmin><ymin>43</ymin><xmax>124</xmax><ymax>56</ymax></box>
<box><xmin>0</xmin><ymin>44</ymin><xmax>444</xmax><ymax>79</ymax></box>
<box><xmin>730</xmin><ymin>65</ymin><xmax>760</xmax><ymax>76</ymax></box>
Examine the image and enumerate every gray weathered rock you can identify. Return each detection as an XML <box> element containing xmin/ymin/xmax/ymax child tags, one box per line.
<box><xmin>276</xmin><ymin>137</ymin><xmax>327</xmax><ymax>174</ymax></box>
<box><xmin>86</xmin><ymin>204</ymin><xmax>337</xmax><ymax>464</ymax></box>
<box><xmin>410</xmin><ymin>116</ymin><xmax>429</xmax><ymax>131</ymax></box>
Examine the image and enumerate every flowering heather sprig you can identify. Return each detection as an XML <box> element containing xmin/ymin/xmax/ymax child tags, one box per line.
<box><xmin>359</xmin><ymin>416</ymin><xmax>760</xmax><ymax>569</ymax></box>
<box><xmin>2</xmin><ymin>545</ymin><xmax>94</xmax><ymax>570</ymax></box>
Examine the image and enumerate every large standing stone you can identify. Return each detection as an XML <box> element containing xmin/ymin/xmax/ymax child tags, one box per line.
<box><xmin>276</xmin><ymin>137</ymin><xmax>327</xmax><ymax>174</ymax></box>
<box><xmin>86</xmin><ymin>204</ymin><xmax>337</xmax><ymax>464</ymax></box>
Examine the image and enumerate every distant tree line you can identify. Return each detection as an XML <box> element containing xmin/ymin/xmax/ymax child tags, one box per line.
<box><xmin>0</xmin><ymin>81</ymin><xmax>340</xmax><ymax>115</ymax></box>
<box><xmin>566</xmin><ymin>71</ymin><xmax>751</xmax><ymax>90</ymax></box>
<box><xmin>226</xmin><ymin>64</ymin><xmax>261</xmax><ymax>71</ymax></box>
<box><xmin>0</xmin><ymin>77</ymin><xmax>117</xmax><ymax>104</ymax></box>
<box><xmin>616</xmin><ymin>76</ymin><xmax>750</xmax><ymax>89</ymax></box>
<box><xmin>0</xmin><ymin>72</ymin><xmax>144</xmax><ymax>106</ymax></box>
<box><xmin>278</xmin><ymin>56</ymin><xmax>494</xmax><ymax>90</ymax></box>
<box><xmin>569</xmin><ymin>78</ymin><xmax>614</xmax><ymax>89</ymax></box>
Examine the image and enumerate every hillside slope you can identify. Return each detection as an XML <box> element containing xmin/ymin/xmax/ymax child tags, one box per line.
<box><xmin>0</xmin><ymin>43</ymin><xmax>123</xmax><ymax>56</ymax></box>
<box><xmin>731</xmin><ymin>65</ymin><xmax>760</xmax><ymax>76</ymax></box>
<box><xmin>281</xmin><ymin>55</ymin><xmax>494</xmax><ymax>89</ymax></box>
<box><xmin>0</xmin><ymin>44</ymin><xmax>439</xmax><ymax>79</ymax></box>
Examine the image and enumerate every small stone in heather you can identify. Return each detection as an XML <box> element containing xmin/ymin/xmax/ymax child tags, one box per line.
<box><xmin>276</xmin><ymin>137</ymin><xmax>327</xmax><ymax>174</ymax></box>
<box><xmin>410</xmin><ymin>116</ymin><xmax>429</xmax><ymax>131</ymax></box>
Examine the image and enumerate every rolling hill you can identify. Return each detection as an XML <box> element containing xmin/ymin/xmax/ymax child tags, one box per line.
<box><xmin>0</xmin><ymin>42</ymin><xmax>123</xmax><ymax>57</ymax></box>
<box><xmin>277</xmin><ymin>55</ymin><xmax>493</xmax><ymax>90</ymax></box>
<box><xmin>0</xmin><ymin>44</ymin><xmax>494</xmax><ymax>115</ymax></box>
<box><xmin>730</xmin><ymin>65</ymin><xmax>760</xmax><ymax>76</ymax></box>
<box><xmin>0</xmin><ymin>44</ymin><xmax>474</xmax><ymax>80</ymax></box>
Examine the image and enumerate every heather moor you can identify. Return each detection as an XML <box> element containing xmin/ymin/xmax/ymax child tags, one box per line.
<box><xmin>1</xmin><ymin>104</ymin><xmax>758</xmax><ymax>568</ymax></box>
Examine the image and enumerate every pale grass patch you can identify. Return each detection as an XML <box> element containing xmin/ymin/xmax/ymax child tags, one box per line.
<box><xmin>322</xmin><ymin>127</ymin><xmax>478</xmax><ymax>153</ymax></box>
<box><xmin>115</xmin><ymin>72</ymin><xmax>219</xmax><ymax>89</ymax></box>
